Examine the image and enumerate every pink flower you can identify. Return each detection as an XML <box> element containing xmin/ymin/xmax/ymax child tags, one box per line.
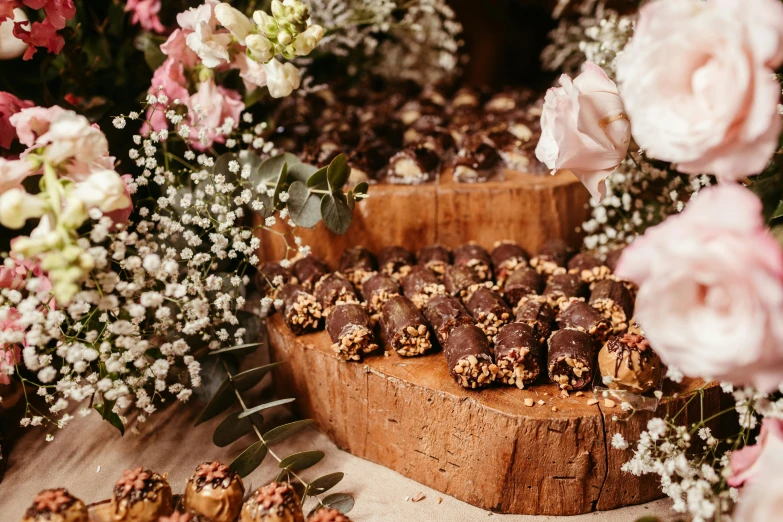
<box><xmin>728</xmin><ymin>418</ymin><xmax>783</xmax><ymax>487</ymax></box>
<box><xmin>232</xmin><ymin>52</ymin><xmax>266</xmax><ymax>91</ymax></box>
<box><xmin>160</xmin><ymin>29</ymin><xmax>199</xmax><ymax>67</ymax></box>
<box><xmin>0</xmin><ymin>91</ymin><xmax>33</xmax><ymax>149</ymax></box>
<box><xmin>616</xmin><ymin>0</ymin><xmax>783</xmax><ymax>182</ymax></box>
<box><xmin>0</xmin><ymin>157</ymin><xmax>33</xmax><ymax>195</ymax></box>
<box><xmin>616</xmin><ymin>184</ymin><xmax>783</xmax><ymax>392</ymax></box>
<box><xmin>104</xmin><ymin>174</ymin><xmax>134</xmax><ymax>225</ymax></box>
<box><xmin>9</xmin><ymin>104</ymin><xmax>65</xmax><ymax>147</ymax></box>
<box><xmin>125</xmin><ymin>0</ymin><xmax>165</xmax><ymax>34</ymax></box>
<box><xmin>186</xmin><ymin>77</ymin><xmax>243</xmax><ymax>149</ymax></box>
<box><xmin>22</xmin><ymin>0</ymin><xmax>75</xmax><ymax>30</ymax></box>
<box><xmin>535</xmin><ymin>62</ymin><xmax>630</xmax><ymax>202</ymax></box>
<box><xmin>12</xmin><ymin>18</ymin><xmax>64</xmax><ymax>60</ymax></box>
<box><xmin>0</xmin><ymin>345</ymin><xmax>19</xmax><ymax>385</ymax></box>
<box><xmin>144</xmin><ymin>58</ymin><xmax>190</xmax><ymax>132</ymax></box>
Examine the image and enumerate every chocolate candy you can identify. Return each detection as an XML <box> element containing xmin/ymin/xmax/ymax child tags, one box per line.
<box><xmin>547</xmin><ymin>329</ymin><xmax>596</xmax><ymax>391</ymax></box>
<box><xmin>514</xmin><ymin>296</ymin><xmax>556</xmax><ymax>345</ymax></box>
<box><xmin>557</xmin><ymin>299</ymin><xmax>611</xmax><ymax>343</ymax></box>
<box><xmin>183</xmin><ymin>462</ymin><xmax>244</xmax><ymax>522</ymax></box>
<box><xmin>23</xmin><ymin>489</ymin><xmax>88</xmax><ymax>522</ymax></box>
<box><xmin>494</xmin><ymin>322</ymin><xmax>544</xmax><ymax>389</ymax></box>
<box><xmin>502</xmin><ymin>265</ymin><xmax>543</xmax><ymax>308</ymax></box>
<box><xmin>443</xmin><ymin>264</ymin><xmax>487</xmax><ymax>301</ymax></box>
<box><xmin>360</xmin><ymin>273</ymin><xmax>401</xmax><ymax>324</ymax></box>
<box><xmin>444</xmin><ymin>324</ymin><xmax>499</xmax><ymax>389</ymax></box>
<box><xmin>291</xmin><ymin>256</ymin><xmax>328</xmax><ymax>289</ymax></box>
<box><xmin>314</xmin><ymin>273</ymin><xmax>360</xmax><ymax>315</ymax></box>
<box><xmin>589</xmin><ymin>279</ymin><xmax>635</xmax><ymax>333</ymax></box>
<box><xmin>380</xmin><ymin>296</ymin><xmax>433</xmax><ymax>356</ymax></box>
<box><xmin>110</xmin><ymin>468</ymin><xmax>174</xmax><ymax>522</ymax></box>
<box><xmin>256</xmin><ymin>262</ymin><xmax>295</xmax><ymax>301</ymax></box>
<box><xmin>401</xmin><ymin>265</ymin><xmax>446</xmax><ymax>308</ymax></box>
<box><xmin>604</xmin><ymin>247</ymin><xmax>625</xmax><ymax>272</ymax></box>
<box><xmin>240</xmin><ymin>482</ymin><xmax>304</xmax><ymax>522</ymax></box>
<box><xmin>491</xmin><ymin>240</ymin><xmax>528</xmax><ymax>283</ymax></box>
<box><xmin>453</xmin><ymin>242</ymin><xmax>493</xmax><ymax>281</ymax></box>
<box><xmin>378</xmin><ymin>246</ymin><xmax>416</xmax><ymax>281</ymax></box>
<box><xmin>465</xmin><ymin>287</ymin><xmax>512</xmax><ymax>340</ymax></box>
<box><xmin>567</xmin><ymin>252</ymin><xmax>601</xmax><ymax>274</ymax></box>
<box><xmin>160</xmin><ymin>512</ymin><xmax>204</xmax><ymax>522</ymax></box>
<box><xmin>327</xmin><ymin>303</ymin><xmax>378</xmax><ymax>361</ymax></box>
<box><xmin>543</xmin><ymin>272</ymin><xmax>587</xmax><ymax>309</ymax></box>
<box><xmin>417</xmin><ymin>244</ymin><xmax>452</xmax><ymax>276</ymax></box>
<box><xmin>383</xmin><ymin>146</ymin><xmax>440</xmax><ymax>185</ymax></box>
<box><xmin>452</xmin><ymin>134</ymin><xmax>501</xmax><ymax>183</ymax></box>
<box><xmin>307</xmin><ymin>507</ymin><xmax>352</xmax><ymax>522</ymax></box>
<box><xmin>422</xmin><ymin>294</ymin><xmax>474</xmax><ymax>345</ymax></box>
<box><xmin>280</xmin><ymin>284</ymin><xmax>323</xmax><ymax>335</ymax></box>
<box><xmin>598</xmin><ymin>333</ymin><xmax>662</xmax><ymax>394</ymax></box>
<box><xmin>339</xmin><ymin>246</ymin><xmax>377</xmax><ymax>285</ymax></box>
<box><xmin>530</xmin><ymin>238</ymin><xmax>574</xmax><ymax>276</ymax></box>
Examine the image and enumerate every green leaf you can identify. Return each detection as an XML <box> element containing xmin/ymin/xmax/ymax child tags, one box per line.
<box><xmin>238</xmin><ymin>398</ymin><xmax>296</xmax><ymax>419</ymax></box>
<box><xmin>273</xmin><ymin>163</ymin><xmax>288</xmax><ymax>209</ymax></box>
<box><xmin>327</xmin><ymin>154</ymin><xmax>350</xmax><ymax>190</ymax></box>
<box><xmin>322</xmin><ymin>493</ymin><xmax>355</xmax><ymax>514</ymax></box>
<box><xmin>288</xmin><ymin>162</ymin><xmax>319</xmax><ymax>184</ymax></box>
<box><xmin>287</xmin><ymin>181</ymin><xmax>322</xmax><ymax>229</ymax></box>
<box><xmin>136</xmin><ymin>33</ymin><xmax>166</xmax><ymax>71</ymax></box>
<box><xmin>306</xmin><ymin>166</ymin><xmax>328</xmax><ymax>188</ymax></box>
<box><xmin>193</xmin><ymin>353</ymin><xmax>236</xmax><ymax>404</ymax></box>
<box><xmin>234</xmin><ymin>362</ymin><xmax>285</xmax><ymax>391</ymax></box>
<box><xmin>263</xmin><ymin>419</ymin><xmax>314</xmax><ymax>445</ymax></box>
<box><xmin>244</xmin><ymin>87</ymin><xmax>264</xmax><ymax>109</ymax></box>
<box><xmin>278</xmin><ymin>450</ymin><xmax>325</xmax><ymax>471</ymax></box>
<box><xmin>346</xmin><ymin>191</ymin><xmax>355</xmax><ymax>211</ymax></box>
<box><xmin>94</xmin><ymin>401</ymin><xmax>124</xmax><ymax>435</ymax></box>
<box><xmin>321</xmin><ymin>194</ymin><xmax>353</xmax><ymax>235</ymax></box>
<box><xmin>772</xmin><ymin>198</ymin><xmax>783</xmax><ymax>220</ymax></box>
<box><xmin>208</xmin><ymin>342</ymin><xmax>262</xmax><ymax>355</ymax></box>
<box><xmin>257</xmin><ymin>154</ymin><xmax>293</xmax><ymax>182</ymax></box>
<box><xmin>229</xmin><ymin>441</ymin><xmax>268</xmax><ymax>477</ymax></box>
<box><xmin>213</xmin><ymin>410</ymin><xmax>264</xmax><ymax>447</ymax></box>
<box><xmin>308</xmin><ymin>472</ymin><xmax>344</xmax><ymax>495</ymax></box>
<box><xmin>276</xmin><ymin>468</ymin><xmax>290</xmax><ymax>483</ymax></box>
<box><xmin>353</xmin><ymin>181</ymin><xmax>369</xmax><ymax>196</ymax></box>
<box><xmin>195</xmin><ymin>378</ymin><xmax>236</xmax><ymax>426</ymax></box>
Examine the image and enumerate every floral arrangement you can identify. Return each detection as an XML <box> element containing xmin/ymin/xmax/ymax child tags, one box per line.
<box><xmin>537</xmin><ymin>0</ymin><xmax>783</xmax><ymax>520</ymax></box>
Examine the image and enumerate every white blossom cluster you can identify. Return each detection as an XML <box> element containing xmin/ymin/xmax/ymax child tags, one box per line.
<box><xmin>307</xmin><ymin>0</ymin><xmax>463</xmax><ymax>85</ymax></box>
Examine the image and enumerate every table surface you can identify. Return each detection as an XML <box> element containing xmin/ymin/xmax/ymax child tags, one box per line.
<box><xmin>0</xmin><ymin>396</ymin><xmax>674</xmax><ymax>522</ymax></box>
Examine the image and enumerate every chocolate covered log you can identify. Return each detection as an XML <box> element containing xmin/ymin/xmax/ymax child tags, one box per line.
<box><xmin>547</xmin><ymin>329</ymin><xmax>596</xmax><ymax>391</ymax></box>
<box><xmin>502</xmin><ymin>265</ymin><xmax>544</xmax><ymax>308</ymax></box>
<box><xmin>598</xmin><ymin>333</ymin><xmax>662</xmax><ymax>393</ymax></box>
<box><xmin>401</xmin><ymin>265</ymin><xmax>446</xmax><ymax>308</ymax></box>
<box><xmin>557</xmin><ymin>299</ymin><xmax>611</xmax><ymax>343</ymax></box>
<box><xmin>240</xmin><ymin>482</ymin><xmax>304</xmax><ymax>522</ymax></box>
<box><xmin>530</xmin><ymin>238</ymin><xmax>574</xmax><ymax>276</ymax></box>
<box><xmin>327</xmin><ymin>303</ymin><xmax>378</xmax><ymax>361</ymax></box>
<box><xmin>491</xmin><ymin>240</ymin><xmax>528</xmax><ymax>283</ymax></box>
<box><xmin>604</xmin><ymin>247</ymin><xmax>625</xmax><ymax>272</ymax></box>
<box><xmin>452</xmin><ymin>134</ymin><xmax>501</xmax><ymax>183</ymax></box>
<box><xmin>360</xmin><ymin>273</ymin><xmax>401</xmax><ymax>324</ymax></box>
<box><xmin>453</xmin><ymin>242</ymin><xmax>493</xmax><ymax>281</ymax></box>
<box><xmin>444</xmin><ymin>324</ymin><xmax>499</xmax><ymax>389</ymax></box>
<box><xmin>314</xmin><ymin>273</ymin><xmax>360</xmax><ymax>314</ymax></box>
<box><xmin>110</xmin><ymin>467</ymin><xmax>174</xmax><ymax>522</ymax></box>
<box><xmin>515</xmin><ymin>295</ymin><xmax>556</xmax><ymax>345</ymax></box>
<box><xmin>423</xmin><ymin>294</ymin><xmax>475</xmax><ymax>345</ymax></box>
<box><xmin>378</xmin><ymin>246</ymin><xmax>416</xmax><ymax>281</ymax></box>
<box><xmin>495</xmin><ymin>322</ymin><xmax>544</xmax><ymax>389</ymax></box>
<box><xmin>23</xmin><ymin>489</ymin><xmax>89</xmax><ymax>522</ymax></box>
<box><xmin>417</xmin><ymin>244</ymin><xmax>452</xmax><ymax>277</ymax></box>
<box><xmin>443</xmin><ymin>264</ymin><xmax>489</xmax><ymax>302</ymax></box>
<box><xmin>291</xmin><ymin>256</ymin><xmax>328</xmax><ymax>289</ymax></box>
<box><xmin>383</xmin><ymin>146</ymin><xmax>440</xmax><ymax>185</ymax></box>
<box><xmin>338</xmin><ymin>246</ymin><xmax>377</xmax><ymax>285</ymax></box>
<box><xmin>380</xmin><ymin>295</ymin><xmax>433</xmax><ymax>356</ymax></box>
<box><xmin>568</xmin><ymin>252</ymin><xmax>612</xmax><ymax>284</ymax></box>
<box><xmin>466</xmin><ymin>287</ymin><xmax>512</xmax><ymax>340</ymax></box>
<box><xmin>589</xmin><ymin>279</ymin><xmax>635</xmax><ymax>333</ymax></box>
<box><xmin>256</xmin><ymin>262</ymin><xmax>294</xmax><ymax>301</ymax></box>
<box><xmin>280</xmin><ymin>284</ymin><xmax>323</xmax><ymax>335</ymax></box>
<box><xmin>183</xmin><ymin>462</ymin><xmax>244</xmax><ymax>522</ymax></box>
<box><xmin>543</xmin><ymin>272</ymin><xmax>588</xmax><ymax>310</ymax></box>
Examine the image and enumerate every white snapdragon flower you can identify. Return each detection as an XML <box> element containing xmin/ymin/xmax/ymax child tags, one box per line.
<box><xmin>215</xmin><ymin>3</ymin><xmax>254</xmax><ymax>45</ymax></box>
<box><xmin>71</xmin><ymin>170</ymin><xmax>131</xmax><ymax>213</ymax></box>
<box><xmin>38</xmin><ymin>111</ymin><xmax>109</xmax><ymax>169</ymax></box>
<box><xmin>263</xmin><ymin>58</ymin><xmax>300</xmax><ymax>98</ymax></box>
<box><xmin>246</xmin><ymin>34</ymin><xmax>275</xmax><ymax>62</ymax></box>
<box><xmin>292</xmin><ymin>24</ymin><xmax>324</xmax><ymax>56</ymax></box>
<box><xmin>0</xmin><ymin>189</ymin><xmax>47</xmax><ymax>229</ymax></box>
<box><xmin>186</xmin><ymin>20</ymin><xmax>232</xmax><ymax>68</ymax></box>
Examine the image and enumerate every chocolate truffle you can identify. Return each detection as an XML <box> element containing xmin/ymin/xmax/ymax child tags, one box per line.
<box><xmin>22</xmin><ymin>489</ymin><xmax>88</xmax><ymax>522</ymax></box>
<box><xmin>557</xmin><ymin>299</ymin><xmax>612</xmax><ymax>344</ymax></box>
<box><xmin>360</xmin><ymin>273</ymin><xmax>401</xmax><ymax>322</ymax></box>
<box><xmin>567</xmin><ymin>253</ymin><xmax>612</xmax><ymax>284</ymax></box>
<box><xmin>158</xmin><ymin>512</ymin><xmax>203</xmax><ymax>522</ymax></box>
<box><xmin>338</xmin><ymin>247</ymin><xmax>377</xmax><ymax>285</ymax></box>
<box><xmin>422</xmin><ymin>294</ymin><xmax>475</xmax><ymax>345</ymax></box>
<box><xmin>514</xmin><ymin>296</ymin><xmax>556</xmax><ymax>345</ymax></box>
<box><xmin>530</xmin><ymin>239</ymin><xmax>573</xmax><ymax>276</ymax></box>
<box><xmin>280</xmin><ymin>284</ymin><xmax>323</xmax><ymax>335</ymax></box>
<box><xmin>240</xmin><ymin>482</ymin><xmax>304</xmax><ymax>522</ymax></box>
<box><xmin>256</xmin><ymin>262</ymin><xmax>295</xmax><ymax>301</ymax></box>
<box><xmin>380</xmin><ymin>296</ymin><xmax>433</xmax><ymax>356</ymax></box>
<box><xmin>444</xmin><ymin>324</ymin><xmax>499</xmax><ymax>389</ymax></box>
<box><xmin>401</xmin><ymin>265</ymin><xmax>446</xmax><ymax>308</ymax></box>
<box><xmin>502</xmin><ymin>265</ymin><xmax>543</xmax><ymax>308</ymax></box>
<box><xmin>494</xmin><ymin>322</ymin><xmax>544</xmax><ymax>389</ymax></box>
<box><xmin>384</xmin><ymin>146</ymin><xmax>440</xmax><ymax>185</ymax></box>
<box><xmin>543</xmin><ymin>273</ymin><xmax>587</xmax><ymax>310</ymax></box>
<box><xmin>490</xmin><ymin>240</ymin><xmax>528</xmax><ymax>283</ymax></box>
<box><xmin>314</xmin><ymin>273</ymin><xmax>360</xmax><ymax>315</ymax></box>
<box><xmin>443</xmin><ymin>264</ymin><xmax>490</xmax><ymax>302</ymax></box>
<box><xmin>451</xmin><ymin>134</ymin><xmax>501</xmax><ymax>183</ymax></box>
<box><xmin>598</xmin><ymin>333</ymin><xmax>662</xmax><ymax>394</ymax></box>
<box><xmin>547</xmin><ymin>329</ymin><xmax>596</xmax><ymax>391</ymax></box>
<box><xmin>417</xmin><ymin>244</ymin><xmax>452</xmax><ymax>277</ymax></box>
<box><xmin>291</xmin><ymin>257</ymin><xmax>329</xmax><ymax>289</ymax></box>
<box><xmin>183</xmin><ymin>462</ymin><xmax>244</xmax><ymax>522</ymax></box>
<box><xmin>326</xmin><ymin>303</ymin><xmax>378</xmax><ymax>361</ymax></box>
<box><xmin>110</xmin><ymin>467</ymin><xmax>174</xmax><ymax>522</ymax></box>
<box><xmin>589</xmin><ymin>279</ymin><xmax>635</xmax><ymax>333</ymax></box>
<box><xmin>307</xmin><ymin>507</ymin><xmax>352</xmax><ymax>522</ymax></box>
<box><xmin>377</xmin><ymin>246</ymin><xmax>416</xmax><ymax>281</ymax></box>
<box><xmin>465</xmin><ymin>287</ymin><xmax>512</xmax><ymax>340</ymax></box>
<box><xmin>453</xmin><ymin>242</ymin><xmax>493</xmax><ymax>281</ymax></box>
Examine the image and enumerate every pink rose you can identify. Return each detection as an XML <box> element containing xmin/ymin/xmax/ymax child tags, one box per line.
<box><xmin>0</xmin><ymin>91</ymin><xmax>33</xmax><ymax>149</ymax></box>
<box><xmin>730</xmin><ymin>418</ymin><xmax>783</xmax><ymax>521</ymax></box>
<box><xmin>728</xmin><ymin>418</ymin><xmax>783</xmax><ymax>487</ymax></box>
<box><xmin>616</xmin><ymin>184</ymin><xmax>783</xmax><ymax>392</ymax></box>
<box><xmin>186</xmin><ymin>77</ymin><xmax>243</xmax><ymax>149</ymax></box>
<box><xmin>0</xmin><ymin>157</ymin><xmax>33</xmax><ymax>195</ymax></box>
<box><xmin>144</xmin><ymin>58</ymin><xmax>190</xmax><ymax>132</ymax></box>
<box><xmin>535</xmin><ymin>62</ymin><xmax>630</xmax><ymax>202</ymax></box>
<box><xmin>125</xmin><ymin>0</ymin><xmax>165</xmax><ymax>34</ymax></box>
<box><xmin>616</xmin><ymin>0</ymin><xmax>783</xmax><ymax>182</ymax></box>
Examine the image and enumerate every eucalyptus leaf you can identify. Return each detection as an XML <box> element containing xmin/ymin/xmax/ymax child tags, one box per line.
<box><xmin>208</xmin><ymin>342</ymin><xmax>262</xmax><ymax>355</ymax></box>
<box><xmin>276</xmin><ymin>468</ymin><xmax>290</xmax><ymax>483</ymax></box>
<box><xmin>273</xmin><ymin>163</ymin><xmax>289</xmax><ymax>209</ymax></box>
<box><xmin>238</xmin><ymin>398</ymin><xmax>296</xmax><ymax>419</ymax></box>
<box><xmin>353</xmin><ymin>181</ymin><xmax>369</xmax><ymax>196</ymax></box>
<box><xmin>136</xmin><ymin>33</ymin><xmax>166</xmax><ymax>71</ymax></box>
<box><xmin>278</xmin><ymin>450</ymin><xmax>325</xmax><ymax>471</ymax></box>
<box><xmin>287</xmin><ymin>181</ymin><xmax>322</xmax><ymax>228</ymax></box>
<box><xmin>346</xmin><ymin>191</ymin><xmax>355</xmax><ymax>211</ymax></box>
<box><xmin>256</xmin><ymin>154</ymin><xmax>290</xmax><ymax>183</ymax></box>
<box><xmin>772</xmin><ymin>198</ymin><xmax>783</xmax><ymax>221</ymax></box>
<box><xmin>306</xmin><ymin>166</ymin><xmax>328</xmax><ymax>189</ymax></box>
<box><xmin>308</xmin><ymin>472</ymin><xmax>344</xmax><ymax>495</ymax></box>
<box><xmin>288</xmin><ymin>162</ymin><xmax>319</xmax><ymax>184</ymax></box>
<box><xmin>233</xmin><ymin>362</ymin><xmax>285</xmax><ymax>392</ymax></box>
<box><xmin>192</xmin><ymin>356</ymin><xmax>236</xmax><ymax>404</ymax></box>
<box><xmin>321</xmin><ymin>194</ymin><xmax>353</xmax><ymax>235</ymax></box>
<box><xmin>229</xmin><ymin>441</ymin><xmax>268</xmax><ymax>477</ymax></box>
<box><xmin>194</xmin><ymin>378</ymin><xmax>235</xmax><ymax>426</ymax></box>
<box><xmin>213</xmin><ymin>410</ymin><xmax>264</xmax><ymax>447</ymax></box>
<box><xmin>263</xmin><ymin>419</ymin><xmax>314</xmax><ymax>445</ymax></box>
<box><xmin>321</xmin><ymin>493</ymin><xmax>355</xmax><ymax>514</ymax></box>
<box><xmin>94</xmin><ymin>401</ymin><xmax>124</xmax><ymax>435</ymax></box>
<box><xmin>326</xmin><ymin>154</ymin><xmax>350</xmax><ymax>190</ymax></box>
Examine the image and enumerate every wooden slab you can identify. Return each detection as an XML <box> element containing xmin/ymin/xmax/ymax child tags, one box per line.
<box><xmin>257</xmin><ymin>171</ymin><xmax>590</xmax><ymax>267</ymax></box>
<box><xmin>267</xmin><ymin>314</ymin><xmax>721</xmax><ymax>516</ymax></box>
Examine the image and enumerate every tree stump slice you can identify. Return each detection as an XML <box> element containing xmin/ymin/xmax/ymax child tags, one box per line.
<box><xmin>257</xmin><ymin>170</ymin><xmax>590</xmax><ymax>267</ymax></box>
<box><xmin>266</xmin><ymin>314</ymin><xmax>722</xmax><ymax>515</ymax></box>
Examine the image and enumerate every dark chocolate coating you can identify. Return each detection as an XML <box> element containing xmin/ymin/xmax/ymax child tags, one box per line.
<box><xmin>256</xmin><ymin>262</ymin><xmax>293</xmax><ymax>300</ymax></box>
<box><xmin>378</xmin><ymin>246</ymin><xmax>416</xmax><ymax>279</ymax></box>
<box><xmin>543</xmin><ymin>273</ymin><xmax>588</xmax><ymax>307</ymax></box>
<box><xmin>494</xmin><ymin>322</ymin><xmax>543</xmax><ymax>387</ymax></box>
<box><xmin>589</xmin><ymin>279</ymin><xmax>635</xmax><ymax>330</ymax></box>
<box><xmin>400</xmin><ymin>265</ymin><xmax>445</xmax><ymax>307</ymax></box>
<box><xmin>326</xmin><ymin>303</ymin><xmax>377</xmax><ymax>361</ymax></box>
<box><xmin>361</xmin><ymin>273</ymin><xmax>401</xmax><ymax>314</ymax></box>
<box><xmin>547</xmin><ymin>329</ymin><xmax>596</xmax><ymax>391</ymax></box>
<box><xmin>339</xmin><ymin>247</ymin><xmax>377</xmax><ymax>284</ymax></box>
<box><xmin>281</xmin><ymin>283</ymin><xmax>322</xmax><ymax>335</ymax></box>
<box><xmin>491</xmin><ymin>241</ymin><xmax>529</xmax><ymax>280</ymax></box>
<box><xmin>465</xmin><ymin>287</ymin><xmax>512</xmax><ymax>338</ymax></box>
<box><xmin>515</xmin><ymin>297</ymin><xmax>556</xmax><ymax>345</ymax></box>
<box><xmin>383</xmin><ymin>146</ymin><xmax>440</xmax><ymax>185</ymax></box>
<box><xmin>452</xmin><ymin>134</ymin><xmax>501</xmax><ymax>182</ymax></box>
<box><xmin>292</xmin><ymin>256</ymin><xmax>328</xmax><ymax>288</ymax></box>
<box><xmin>443</xmin><ymin>264</ymin><xmax>482</xmax><ymax>299</ymax></box>
<box><xmin>380</xmin><ymin>295</ymin><xmax>432</xmax><ymax>356</ymax></box>
<box><xmin>314</xmin><ymin>273</ymin><xmax>359</xmax><ymax>312</ymax></box>
<box><xmin>453</xmin><ymin>243</ymin><xmax>493</xmax><ymax>281</ymax></box>
<box><xmin>502</xmin><ymin>266</ymin><xmax>544</xmax><ymax>307</ymax></box>
<box><xmin>531</xmin><ymin>238</ymin><xmax>574</xmax><ymax>273</ymax></box>
<box><xmin>567</xmin><ymin>252</ymin><xmax>602</xmax><ymax>273</ymax></box>
<box><xmin>417</xmin><ymin>244</ymin><xmax>452</xmax><ymax>275</ymax></box>
<box><xmin>443</xmin><ymin>324</ymin><xmax>497</xmax><ymax>389</ymax></box>
<box><xmin>604</xmin><ymin>247</ymin><xmax>625</xmax><ymax>272</ymax></box>
<box><xmin>422</xmin><ymin>294</ymin><xmax>474</xmax><ymax>345</ymax></box>
<box><xmin>557</xmin><ymin>300</ymin><xmax>611</xmax><ymax>342</ymax></box>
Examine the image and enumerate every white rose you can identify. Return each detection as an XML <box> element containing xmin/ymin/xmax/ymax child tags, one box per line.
<box><xmin>292</xmin><ymin>24</ymin><xmax>324</xmax><ymax>56</ymax></box>
<box><xmin>215</xmin><ymin>3</ymin><xmax>254</xmax><ymax>45</ymax></box>
<box><xmin>71</xmin><ymin>170</ymin><xmax>131</xmax><ymax>213</ymax></box>
<box><xmin>38</xmin><ymin>111</ymin><xmax>108</xmax><ymax>167</ymax></box>
<box><xmin>186</xmin><ymin>20</ymin><xmax>232</xmax><ymax>68</ymax></box>
<box><xmin>246</xmin><ymin>34</ymin><xmax>275</xmax><ymax>63</ymax></box>
<box><xmin>263</xmin><ymin>58</ymin><xmax>301</xmax><ymax>98</ymax></box>
<box><xmin>0</xmin><ymin>188</ymin><xmax>47</xmax><ymax>229</ymax></box>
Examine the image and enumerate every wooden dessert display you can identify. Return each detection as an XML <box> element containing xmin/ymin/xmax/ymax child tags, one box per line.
<box><xmin>267</xmin><ymin>316</ymin><xmax>721</xmax><ymax>516</ymax></box>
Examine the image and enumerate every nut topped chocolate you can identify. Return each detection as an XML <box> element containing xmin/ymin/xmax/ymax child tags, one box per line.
<box><xmin>158</xmin><ymin>512</ymin><xmax>203</xmax><ymax>522</ymax></box>
<box><xmin>22</xmin><ymin>488</ymin><xmax>88</xmax><ymax>522</ymax></box>
<box><xmin>307</xmin><ymin>507</ymin><xmax>352</xmax><ymax>522</ymax></box>
<box><xmin>110</xmin><ymin>467</ymin><xmax>173</xmax><ymax>522</ymax></box>
<box><xmin>598</xmin><ymin>333</ymin><xmax>662</xmax><ymax>394</ymax></box>
<box><xmin>240</xmin><ymin>482</ymin><xmax>305</xmax><ymax>522</ymax></box>
<box><xmin>338</xmin><ymin>246</ymin><xmax>377</xmax><ymax>285</ymax></box>
<box><xmin>491</xmin><ymin>240</ymin><xmax>528</xmax><ymax>283</ymax></box>
<box><xmin>378</xmin><ymin>246</ymin><xmax>416</xmax><ymax>281</ymax></box>
<box><xmin>530</xmin><ymin>239</ymin><xmax>573</xmax><ymax>276</ymax></box>
<box><xmin>417</xmin><ymin>244</ymin><xmax>452</xmax><ymax>277</ymax></box>
<box><xmin>453</xmin><ymin>242</ymin><xmax>493</xmax><ymax>282</ymax></box>
<box><xmin>291</xmin><ymin>257</ymin><xmax>329</xmax><ymax>289</ymax></box>
<box><xmin>183</xmin><ymin>462</ymin><xmax>244</xmax><ymax>522</ymax></box>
